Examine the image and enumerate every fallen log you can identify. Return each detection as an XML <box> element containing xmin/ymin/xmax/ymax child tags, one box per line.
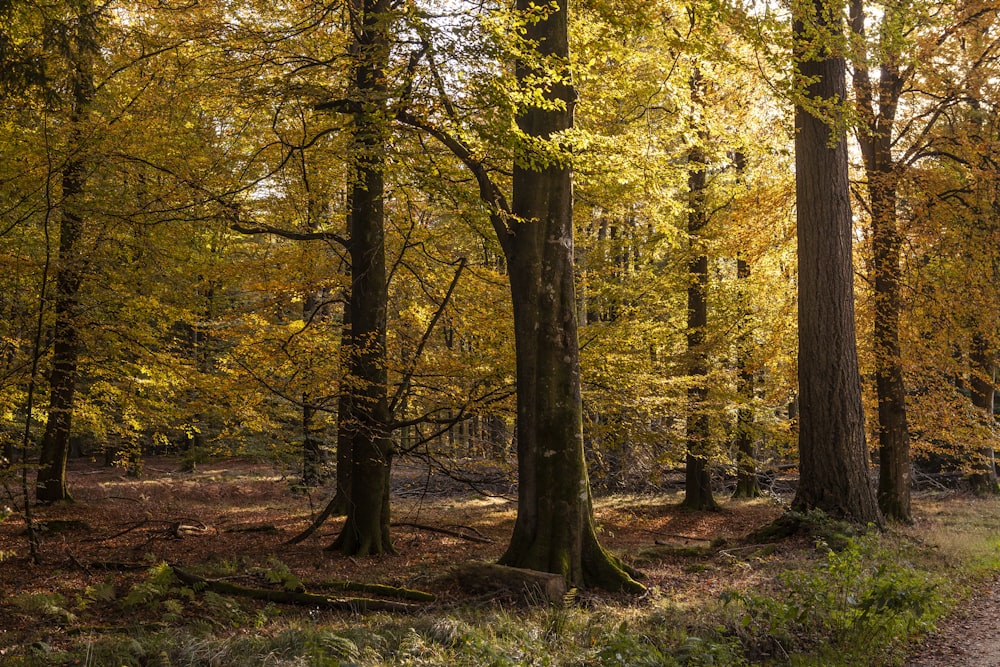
<box><xmin>169</xmin><ymin>566</ymin><xmax>425</xmax><ymax>613</ymax></box>
<box><xmin>449</xmin><ymin>562</ymin><xmax>567</xmax><ymax>605</ymax></box>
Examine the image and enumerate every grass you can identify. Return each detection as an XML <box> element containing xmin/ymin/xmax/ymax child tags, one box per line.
<box><xmin>2</xmin><ymin>494</ymin><xmax>999</xmax><ymax>666</ymax></box>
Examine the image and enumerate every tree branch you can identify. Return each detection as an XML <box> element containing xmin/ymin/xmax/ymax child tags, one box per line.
<box><xmin>389</xmin><ymin>257</ymin><xmax>467</xmax><ymax>414</ymax></box>
<box><xmin>230</xmin><ymin>222</ymin><xmax>349</xmax><ymax>247</ymax></box>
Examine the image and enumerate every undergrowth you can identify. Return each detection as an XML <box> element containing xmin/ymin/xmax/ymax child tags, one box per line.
<box><xmin>2</xmin><ymin>498</ymin><xmax>999</xmax><ymax>666</ymax></box>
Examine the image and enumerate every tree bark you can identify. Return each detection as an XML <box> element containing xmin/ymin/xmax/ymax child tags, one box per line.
<box><xmin>969</xmin><ymin>333</ymin><xmax>998</xmax><ymax>494</ymax></box>
<box><xmin>495</xmin><ymin>0</ymin><xmax>643</xmax><ymax>593</ymax></box>
<box><xmin>36</xmin><ymin>7</ymin><xmax>96</xmax><ymax>504</ymax></box>
<box><xmin>682</xmin><ymin>68</ymin><xmax>718</xmax><ymax>511</ymax></box>
<box><xmin>733</xmin><ymin>258</ymin><xmax>762</xmax><ymax>499</ymax></box>
<box><xmin>849</xmin><ymin>0</ymin><xmax>911</xmax><ymax>522</ymax></box>
<box><xmin>301</xmin><ymin>397</ymin><xmax>325</xmax><ymax>487</ymax></box>
<box><xmin>328</xmin><ymin>0</ymin><xmax>394</xmax><ymax>555</ymax></box>
<box><xmin>330</xmin><ymin>301</ymin><xmax>352</xmax><ymax>515</ymax></box>
<box><xmin>791</xmin><ymin>0</ymin><xmax>882</xmax><ymax>526</ymax></box>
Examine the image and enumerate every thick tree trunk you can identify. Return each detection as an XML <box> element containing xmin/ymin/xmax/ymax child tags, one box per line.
<box><xmin>733</xmin><ymin>258</ymin><xmax>762</xmax><ymax>499</ymax></box>
<box><xmin>36</xmin><ymin>12</ymin><xmax>95</xmax><ymax>504</ymax></box>
<box><xmin>496</xmin><ymin>0</ymin><xmax>642</xmax><ymax>593</ymax></box>
<box><xmin>682</xmin><ymin>76</ymin><xmax>718</xmax><ymax>511</ymax></box>
<box><xmin>791</xmin><ymin>0</ymin><xmax>882</xmax><ymax>526</ymax></box>
<box><xmin>969</xmin><ymin>333</ymin><xmax>998</xmax><ymax>495</ymax></box>
<box><xmin>850</xmin><ymin>3</ymin><xmax>911</xmax><ymax>522</ymax></box>
<box><xmin>329</xmin><ymin>0</ymin><xmax>394</xmax><ymax>555</ymax></box>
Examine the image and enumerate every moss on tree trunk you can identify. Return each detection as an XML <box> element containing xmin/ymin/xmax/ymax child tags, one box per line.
<box><xmin>496</xmin><ymin>0</ymin><xmax>642</xmax><ymax>594</ymax></box>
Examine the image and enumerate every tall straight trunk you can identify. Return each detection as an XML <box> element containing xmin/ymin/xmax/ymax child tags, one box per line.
<box><xmin>36</xmin><ymin>9</ymin><xmax>95</xmax><ymax>503</ymax></box>
<box><xmin>969</xmin><ymin>333</ymin><xmax>998</xmax><ymax>494</ymax></box>
<box><xmin>301</xmin><ymin>397</ymin><xmax>324</xmax><ymax>486</ymax></box>
<box><xmin>330</xmin><ymin>301</ymin><xmax>352</xmax><ymax>515</ymax></box>
<box><xmin>682</xmin><ymin>71</ymin><xmax>718</xmax><ymax>510</ymax></box>
<box><xmin>497</xmin><ymin>0</ymin><xmax>642</xmax><ymax>592</ymax></box>
<box><xmin>850</xmin><ymin>0</ymin><xmax>911</xmax><ymax>522</ymax></box>
<box><xmin>733</xmin><ymin>258</ymin><xmax>762</xmax><ymax>498</ymax></box>
<box><xmin>329</xmin><ymin>0</ymin><xmax>394</xmax><ymax>555</ymax></box>
<box><xmin>870</xmin><ymin>171</ymin><xmax>911</xmax><ymax>519</ymax></box>
<box><xmin>791</xmin><ymin>0</ymin><xmax>882</xmax><ymax>526</ymax></box>
<box><xmin>300</xmin><ymin>294</ymin><xmax>327</xmax><ymax>487</ymax></box>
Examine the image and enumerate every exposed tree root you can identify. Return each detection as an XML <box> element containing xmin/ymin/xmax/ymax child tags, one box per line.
<box><xmin>169</xmin><ymin>566</ymin><xmax>427</xmax><ymax>613</ymax></box>
<box><xmin>285</xmin><ymin>494</ymin><xmax>345</xmax><ymax>545</ymax></box>
<box><xmin>317</xmin><ymin>579</ymin><xmax>435</xmax><ymax>602</ymax></box>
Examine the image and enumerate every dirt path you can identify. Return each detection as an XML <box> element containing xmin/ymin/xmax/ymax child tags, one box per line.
<box><xmin>905</xmin><ymin>575</ymin><xmax>1000</xmax><ymax>667</ymax></box>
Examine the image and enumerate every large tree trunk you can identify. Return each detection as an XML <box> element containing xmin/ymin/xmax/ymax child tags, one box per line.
<box><xmin>850</xmin><ymin>0</ymin><xmax>911</xmax><ymax>522</ymax></box>
<box><xmin>791</xmin><ymin>0</ymin><xmax>882</xmax><ymax>526</ymax></box>
<box><xmin>496</xmin><ymin>0</ymin><xmax>642</xmax><ymax>593</ymax></box>
<box><xmin>36</xmin><ymin>8</ymin><xmax>95</xmax><ymax>504</ymax></box>
<box><xmin>682</xmin><ymin>69</ymin><xmax>718</xmax><ymax>511</ymax></box>
<box><xmin>328</xmin><ymin>0</ymin><xmax>394</xmax><ymax>555</ymax></box>
<box><xmin>969</xmin><ymin>333</ymin><xmax>998</xmax><ymax>495</ymax></box>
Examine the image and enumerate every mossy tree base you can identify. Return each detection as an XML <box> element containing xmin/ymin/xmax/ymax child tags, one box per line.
<box><xmin>732</xmin><ymin>476</ymin><xmax>763</xmax><ymax>499</ymax></box>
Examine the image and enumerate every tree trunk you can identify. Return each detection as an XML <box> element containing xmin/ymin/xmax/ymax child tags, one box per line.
<box><xmin>969</xmin><ymin>333</ymin><xmax>998</xmax><ymax>495</ymax></box>
<box><xmin>496</xmin><ymin>0</ymin><xmax>642</xmax><ymax>593</ymax></box>
<box><xmin>733</xmin><ymin>258</ymin><xmax>762</xmax><ymax>499</ymax></box>
<box><xmin>329</xmin><ymin>302</ymin><xmax>352</xmax><ymax>515</ymax></box>
<box><xmin>301</xmin><ymin>398</ymin><xmax>325</xmax><ymax>487</ymax></box>
<box><xmin>682</xmin><ymin>69</ymin><xmax>718</xmax><ymax>511</ymax></box>
<box><xmin>300</xmin><ymin>291</ymin><xmax>328</xmax><ymax>488</ymax></box>
<box><xmin>871</xmin><ymin>172</ymin><xmax>912</xmax><ymax>519</ymax></box>
<box><xmin>791</xmin><ymin>0</ymin><xmax>882</xmax><ymax>526</ymax></box>
<box><xmin>850</xmin><ymin>0</ymin><xmax>911</xmax><ymax>522</ymax></box>
<box><xmin>329</xmin><ymin>0</ymin><xmax>394</xmax><ymax>555</ymax></box>
<box><xmin>36</xmin><ymin>9</ymin><xmax>95</xmax><ymax>504</ymax></box>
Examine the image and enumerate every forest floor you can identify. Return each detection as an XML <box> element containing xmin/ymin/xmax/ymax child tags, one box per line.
<box><xmin>904</xmin><ymin>572</ymin><xmax>1000</xmax><ymax>667</ymax></box>
<box><xmin>0</xmin><ymin>455</ymin><xmax>997</xmax><ymax>665</ymax></box>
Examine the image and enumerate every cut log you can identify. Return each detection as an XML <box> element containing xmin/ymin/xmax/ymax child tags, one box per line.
<box><xmin>450</xmin><ymin>562</ymin><xmax>567</xmax><ymax>605</ymax></box>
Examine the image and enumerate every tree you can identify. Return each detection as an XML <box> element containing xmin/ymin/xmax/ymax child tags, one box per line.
<box><xmin>968</xmin><ymin>333</ymin><xmax>998</xmax><ymax>494</ymax></box>
<box><xmin>328</xmin><ymin>0</ymin><xmax>395</xmax><ymax>556</ymax></box>
<box><xmin>846</xmin><ymin>0</ymin><xmax>1000</xmax><ymax>495</ymax></box>
<box><xmin>682</xmin><ymin>67</ymin><xmax>719</xmax><ymax>511</ymax></box>
<box><xmin>732</xmin><ymin>257</ymin><xmax>763</xmax><ymax>498</ymax></box>
<box><xmin>848</xmin><ymin>0</ymin><xmax>911</xmax><ymax>522</ymax></box>
<box><xmin>791</xmin><ymin>0</ymin><xmax>882</xmax><ymax>525</ymax></box>
<box><xmin>36</xmin><ymin>0</ymin><xmax>98</xmax><ymax>503</ymax></box>
<box><xmin>492</xmin><ymin>0</ymin><xmax>642</xmax><ymax>592</ymax></box>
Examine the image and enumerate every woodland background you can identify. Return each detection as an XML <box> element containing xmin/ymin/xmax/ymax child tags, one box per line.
<box><xmin>1</xmin><ymin>0</ymin><xmax>1000</xmax><ymax>662</ymax></box>
<box><xmin>2</xmin><ymin>0</ymin><xmax>997</xmax><ymax>513</ymax></box>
